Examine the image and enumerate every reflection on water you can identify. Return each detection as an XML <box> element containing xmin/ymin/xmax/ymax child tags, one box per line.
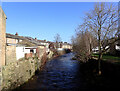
<box><xmin>15</xmin><ymin>53</ymin><xmax>88</xmax><ymax>90</ymax></box>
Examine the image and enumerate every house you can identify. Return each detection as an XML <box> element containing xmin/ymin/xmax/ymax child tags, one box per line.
<box><xmin>37</xmin><ymin>39</ymin><xmax>49</xmax><ymax>48</ymax></box>
<box><xmin>116</xmin><ymin>40</ymin><xmax>120</xmax><ymax>50</ymax></box>
<box><xmin>16</xmin><ymin>45</ymin><xmax>38</xmax><ymax>60</ymax></box>
<box><xmin>24</xmin><ymin>37</ymin><xmax>49</xmax><ymax>53</ymax></box>
<box><xmin>6</xmin><ymin>33</ymin><xmax>42</xmax><ymax>61</ymax></box>
<box><xmin>92</xmin><ymin>47</ymin><xmax>99</xmax><ymax>53</ymax></box>
<box><xmin>6</xmin><ymin>33</ymin><xmax>24</xmax><ymax>45</ymax></box>
<box><xmin>109</xmin><ymin>39</ymin><xmax>120</xmax><ymax>55</ymax></box>
<box><xmin>15</xmin><ymin>38</ymin><xmax>45</xmax><ymax>60</ymax></box>
<box><xmin>92</xmin><ymin>39</ymin><xmax>120</xmax><ymax>54</ymax></box>
<box><xmin>62</xmin><ymin>42</ymin><xmax>72</xmax><ymax>49</ymax></box>
<box><xmin>6</xmin><ymin>33</ymin><xmax>25</xmax><ymax>64</ymax></box>
<box><xmin>116</xmin><ymin>44</ymin><xmax>120</xmax><ymax>51</ymax></box>
<box><xmin>49</xmin><ymin>42</ymin><xmax>55</xmax><ymax>49</ymax></box>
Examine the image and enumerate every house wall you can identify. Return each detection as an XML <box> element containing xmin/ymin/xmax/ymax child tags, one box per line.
<box><xmin>16</xmin><ymin>47</ymin><xmax>25</xmax><ymax>60</ymax></box>
<box><xmin>24</xmin><ymin>48</ymin><xmax>36</xmax><ymax>54</ymax></box>
<box><xmin>6</xmin><ymin>45</ymin><xmax>16</xmax><ymax>65</ymax></box>
<box><xmin>116</xmin><ymin>45</ymin><xmax>120</xmax><ymax>50</ymax></box>
<box><xmin>6</xmin><ymin>38</ymin><xmax>17</xmax><ymax>44</ymax></box>
<box><xmin>40</xmin><ymin>42</ymin><xmax>49</xmax><ymax>48</ymax></box>
<box><xmin>0</xmin><ymin>7</ymin><xmax>6</xmax><ymax>66</ymax></box>
<box><xmin>6</xmin><ymin>38</ymin><xmax>17</xmax><ymax>65</ymax></box>
<box><xmin>16</xmin><ymin>47</ymin><xmax>37</xmax><ymax>60</ymax></box>
<box><xmin>16</xmin><ymin>39</ymin><xmax>22</xmax><ymax>43</ymax></box>
<box><xmin>62</xmin><ymin>45</ymin><xmax>67</xmax><ymax>49</ymax></box>
<box><xmin>62</xmin><ymin>44</ymin><xmax>72</xmax><ymax>49</ymax></box>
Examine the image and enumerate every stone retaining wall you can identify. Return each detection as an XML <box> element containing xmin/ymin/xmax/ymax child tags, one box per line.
<box><xmin>1</xmin><ymin>49</ymin><xmax>54</xmax><ymax>91</ymax></box>
<box><xmin>1</xmin><ymin>57</ymin><xmax>40</xmax><ymax>91</ymax></box>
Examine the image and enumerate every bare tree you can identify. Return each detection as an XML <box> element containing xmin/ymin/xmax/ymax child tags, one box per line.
<box><xmin>72</xmin><ymin>29</ymin><xmax>97</xmax><ymax>62</ymax></box>
<box><xmin>54</xmin><ymin>33</ymin><xmax>62</xmax><ymax>48</ymax></box>
<box><xmin>83</xmin><ymin>3</ymin><xmax>119</xmax><ymax>75</ymax></box>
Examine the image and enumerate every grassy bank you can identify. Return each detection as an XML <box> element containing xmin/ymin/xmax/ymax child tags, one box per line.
<box><xmin>92</xmin><ymin>53</ymin><xmax>120</xmax><ymax>64</ymax></box>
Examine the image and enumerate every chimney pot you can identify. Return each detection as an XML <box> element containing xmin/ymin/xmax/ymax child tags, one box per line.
<box><xmin>15</xmin><ymin>32</ymin><xmax>18</xmax><ymax>36</ymax></box>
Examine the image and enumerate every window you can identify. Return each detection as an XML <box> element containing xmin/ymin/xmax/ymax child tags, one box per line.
<box><xmin>30</xmin><ymin>49</ymin><xmax>34</xmax><ymax>53</ymax></box>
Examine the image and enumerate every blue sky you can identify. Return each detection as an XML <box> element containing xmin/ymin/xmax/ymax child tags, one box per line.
<box><xmin>2</xmin><ymin>2</ymin><xmax>95</xmax><ymax>43</ymax></box>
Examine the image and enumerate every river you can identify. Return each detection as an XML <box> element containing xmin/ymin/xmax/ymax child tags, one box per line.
<box><xmin>14</xmin><ymin>53</ymin><xmax>88</xmax><ymax>90</ymax></box>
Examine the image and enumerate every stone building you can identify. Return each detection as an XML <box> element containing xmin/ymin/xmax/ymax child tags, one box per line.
<box><xmin>0</xmin><ymin>7</ymin><xmax>7</xmax><ymax>66</ymax></box>
<box><xmin>0</xmin><ymin>7</ymin><xmax>7</xmax><ymax>91</ymax></box>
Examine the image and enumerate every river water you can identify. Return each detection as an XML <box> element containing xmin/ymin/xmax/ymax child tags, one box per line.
<box><xmin>15</xmin><ymin>53</ymin><xmax>88</xmax><ymax>90</ymax></box>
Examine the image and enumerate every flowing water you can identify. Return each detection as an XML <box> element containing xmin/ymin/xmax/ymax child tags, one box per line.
<box><xmin>15</xmin><ymin>53</ymin><xmax>88</xmax><ymax>90</ymax></box>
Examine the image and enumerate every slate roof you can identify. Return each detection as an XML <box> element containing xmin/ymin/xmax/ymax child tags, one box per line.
<box><xmin>6</xmin><ymin>33</ymin><xmax>25</xmax><ymax>40</ymax></box>
<box><xmin>6</xmin><ymin>33</ymin><xmax>44</xmax><ymax>47</ymax></box>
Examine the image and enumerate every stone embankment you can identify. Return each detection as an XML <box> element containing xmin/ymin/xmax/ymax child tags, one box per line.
<box><xmin>1</xmin><ymin>50</ymin><xmax>54</xmax><ymax>91</ymax></box>
<box><xmin>2</xmin><ymin>58</ymin><xmax>38</xmax><ymax>90</ymax></box>
<box><xmin>1</xmin><ymin>49</ymin><xmax>69</xmax><ymax>91</ymax></box>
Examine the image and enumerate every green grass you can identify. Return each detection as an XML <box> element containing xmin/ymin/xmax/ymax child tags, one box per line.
<box><xmin>92</xmin><ymin>53</ymin><xmax>120</xmax><ymax>63</ymax></box>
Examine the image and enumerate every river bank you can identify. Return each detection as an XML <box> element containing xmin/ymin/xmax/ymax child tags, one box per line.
<box><xmin>13</xmin><ymin>53</ymin><xmax>89</xmax><ymax>90</ymax></box>
<box><xmin>12</xmin><ymin>52</ymin><xmax>120</xmax><ymax>90</ymax></box>
<box><xmin>71</xmin><ymin>52</ymin><xmax>120</xmax><ymax>90</ymax></box>
<box><xmin>79</xmin><ymin>58</ymin><xmax>120</xmax><ymax>90</ymax></box>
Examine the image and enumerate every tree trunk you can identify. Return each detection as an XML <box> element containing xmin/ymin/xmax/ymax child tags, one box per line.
<box><xmin>98</xmin><ymin>29</ymin><xmax>102</xmax><ymax>75</ymax></box>
<box><xmin>98</xmin><ymin>52</ymin><xmax>102</xmax><ymax>75</ymax></box>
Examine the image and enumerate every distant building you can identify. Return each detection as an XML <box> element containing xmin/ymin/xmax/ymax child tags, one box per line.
<box><xmin>37</xmin><ymin>40</ymin><xmax>49</xmax><ymax>48</ymax></box>
<box><xmin>92</xmin><ymin>40</ymin><xmax>120</xmax><ymax>54</ymax></box>
<box><xmin>49</xmin><ymin>42</ymin><xmax>55</xmax><ymax>49</ymax></box>
<box><xmin>92</xmin><ymin>47</ymin><xmax>99</xmax><ymax>53</ymax></box>
<box><xmin>62</xmin><ymin>42</ymin><xmax>72</xmax><ymax>49</ymax></box>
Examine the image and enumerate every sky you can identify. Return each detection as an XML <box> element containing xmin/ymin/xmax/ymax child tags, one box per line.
<box><xmin>2</xmin><ymin>2</ymin><xmax>95</xmax><ymax>43</ymax></box>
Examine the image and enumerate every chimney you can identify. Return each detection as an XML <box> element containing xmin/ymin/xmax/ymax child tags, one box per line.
<box><xmin>44</xmin><ymin>39</ymin><xmax>46</xmax><ymax>42</ymax></box>
<box><xmin>15</xmin><ymin>32</ymin><xmax>18</xmax><ymax>36</ymax></box>
<box><xmin>35</xmin><ymin>37</ymin><xmax>37</xmax><ymax>41</ymax></box>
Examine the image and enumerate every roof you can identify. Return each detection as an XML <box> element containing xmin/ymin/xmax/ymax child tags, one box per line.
<box><xmin>37</xmin><ymin>40</ymin><xmax>47</xmax><ymax>43</ymax></box>
<box><xmin>6</xmin><ymin>33</ymin><xmax>25</xmax><ymax>40</ymax></box>
<box><xmin>6</xmin><ymin>33</ymin><xmax>46</xmax><ymax>47</ymax></box>
<box><xmin>18</xmin><ymin>40</ymin><xmax>35</xmax><ymax>46</ymax></box>
<box><xmin>6</xmin><ymin>33</ymin><xmax>72</xmax><ymax>47</ymax></box>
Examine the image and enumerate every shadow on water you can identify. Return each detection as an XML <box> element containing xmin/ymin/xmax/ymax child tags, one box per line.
<box><xmin>14</xmin><ymin>53</ymin><xmax>89</xmax><ymax>90</ymax></box>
